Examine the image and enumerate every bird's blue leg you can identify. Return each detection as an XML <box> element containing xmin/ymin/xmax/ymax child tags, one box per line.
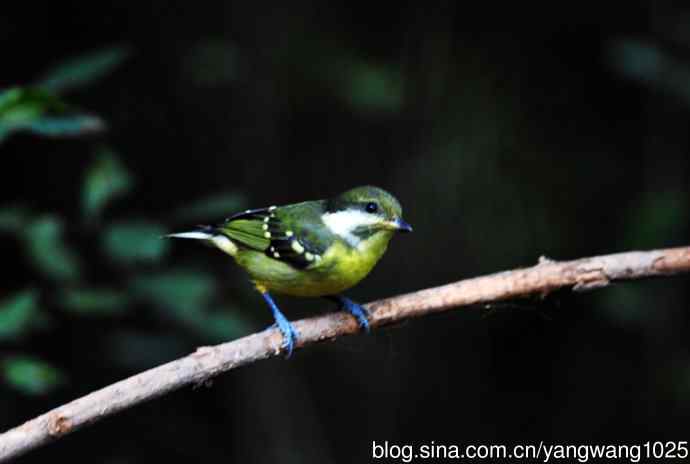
<box><xmin>327</xmin><ymin>295</ymin><xmax>370</xmax><ymax>332</ymax></box>
<box><xmin>261</xmin><ymin>292</ymin><xmax>298</xmax><ymax>358</ymax></box>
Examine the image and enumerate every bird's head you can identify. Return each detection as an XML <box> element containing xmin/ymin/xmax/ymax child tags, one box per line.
<box><xmin>323</xmin><ymin>186</ymin><xmax>412</xmax><ymax>246</ymax></box>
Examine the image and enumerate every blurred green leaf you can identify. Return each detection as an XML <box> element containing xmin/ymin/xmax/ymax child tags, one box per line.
<box><xmin>0</xmin><ymin>206</ymin><xmax>29</xmax><ymax>233</ymax></box>
<box><xmin>342</xmin><ymin>62</ymin><xmax>404</xmax><ymax>113</ymax></box>
<box><xmin>0</xmin><ymin>290</ymin><xmax>40</xmax><ymax>341</ymax></box>
<box><xmin>104</xmin><ymin>330</ymin><xmax>191</xmax><ymax>369</ymax></box>
<box><xmin>60</xmin><ymin>288</ymin><xmax>128</xmax><ymax>316</ymax></box>
<box><xmin>172</xmin><ymin>192</ymin><xmax>246</xmax><ymax>223</ymax></box>
<box><xmin>2</xmin><ymin>356</ymin><xmax>66</xmax><ymax>395</ymax></box>
<box><xmin>0</xmin><ymin>87</ymin><xmax>104</xmax><ymax>143</ymax></box>
<box><xmin>25</xmin><ymin>216</ymin><xmax>81</xmax><ymax>282</ymax></box>
<box><xmin>83</xmin><ymin>148</ymin><xmax>133</xmax><ymax>220</ymax></box>
<box><xmin>608</xmin><ymin>39</ymin><xmax>662</xmax><ymax>84</ymax></box>
<box><xmin>598</xmin><ymin>282</ymin><xmax>675</xmax><ymax>331</ymax></box>
<box><xmin>189</xmin><ymin>311</ymin><xmax>253</xmax><ymax>342</ymax></box>
<box><xmin>182</xmin><ymin>40</ymin><xmax>240</xmax><ymax>86</ymax></box>
<box><xmin>131</xmin><ymin>270</ymin><xmax>215</xmax><ymax>314</ymax></box>
<box><xmin>37</xmin><ymin>46</ymin><xmax>129</xmax><ymax>93</ymax></box>
<box><xmin>103</xmin><ymin>221</ymin><xmax>168</xmax><ymax>264</ymax></box>
<box><xmin>0</xmin><ymin>87</ymin><xmax>67</xmax><ymax>116</ymax></box>
<box><xmin>23</xmin><ymin>115</ymin><xmax>104</xmax><ymax>137</ymax></box>
<box><xmin>0</xmin><ymin>88</ymin><xmax>65</xmax><ymax>140</ymax></box>
<box><xmin>131</xmin><ymin>270</ymin><xmax>252</xmax><ymax>341</ymax></box>
<box><xmin>608</xmin><ymin>39</ymin><xmax>690</xmax><ymax>105</ymax></box>
<box><xmin>0</xmin><ymin>87</ymin><xmax>22</xmax><ymax>111</ymax></box>
<box><xmin>598</xmin><ymin>285</ymin><xmax>648</xmax><ymax>326</ymax></box>
<box><xmin>623</xmin><ymin>190</ymin><xmax>689</xmax><ymax>248</ymax></box>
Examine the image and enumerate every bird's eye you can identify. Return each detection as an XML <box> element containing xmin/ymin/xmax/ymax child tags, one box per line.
<box><xmin>365</xmin><ymin>202</ymin><xmax>378</xmax><ymax>213</ymax></box>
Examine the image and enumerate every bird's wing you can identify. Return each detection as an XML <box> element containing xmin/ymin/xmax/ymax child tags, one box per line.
<box><xmin>219</xmin><ymin>201</ymin><xmax>331</xmax><ymax>269</ymax></box>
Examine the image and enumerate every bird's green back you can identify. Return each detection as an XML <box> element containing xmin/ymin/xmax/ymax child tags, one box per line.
<box><xmin>218</xmin><ymin>200</ymin><xmax>333</xmax><ymax>269</ymax></box>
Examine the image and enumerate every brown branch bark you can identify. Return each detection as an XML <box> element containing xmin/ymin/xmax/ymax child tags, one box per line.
<box><xmin>1</xmin><ymin>246</ymin><xmax>689</xmax><ymax>461</ymax></box>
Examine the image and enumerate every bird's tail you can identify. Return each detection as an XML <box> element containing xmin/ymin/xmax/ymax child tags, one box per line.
<box><xmin>166</xmin><ymin>225</ymin><xmax>238</xmax><ymax>256</ymax></box>
<box><xmin>165</xmin><ymin>225</ymin><xmax>218</xmax><ymax>240</ymax></box>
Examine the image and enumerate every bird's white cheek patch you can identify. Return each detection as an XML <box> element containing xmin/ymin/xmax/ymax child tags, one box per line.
<box><xmin>321</xmin><ymin>210</ymin><xmax>378</xmax><ymax>246</ymax></box>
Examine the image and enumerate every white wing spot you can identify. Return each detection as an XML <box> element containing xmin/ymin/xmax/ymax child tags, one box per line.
<box><xmin>210</xmin><ymin>235</ymin><xmax>238</xmax><ymax>256</ymax></box>
<box><xmin>262</xmin><ymin>224</ymin><xmax>269</xmax><ymax>231</ymax></box>
<box><xmin>273</xmin><ymin>252</ymin><xmax>281</xmax><ymax>258</ymax></box>
<box><xmin>286</xmin><ymin>230</ymin><xmax>294</xmax><ymax>237</ymax></box>
<box><xmin>305</xmin><ymin>252</ymin><xmax>314</xmax><ymax>261</ymax></box>
<box><xmin>263</xmin><ymin>216</ymin><xmax>270</xmax><ymax>223</ymax></box>
<box><xmin>268</xmin><ymin>206</ymin><xmax>277</xmax><ymax>212</ymax></box>
<box><xmin>291</xmin><ymin>240</ymin><xmax>305</xmax><ymax>254</ymax></box>
<box><xmin>264</xmin><ymin>232</ymin><xmax>272</xmax><ymax>238</ymax></box>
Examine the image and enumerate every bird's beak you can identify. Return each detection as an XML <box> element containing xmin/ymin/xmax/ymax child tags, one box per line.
<box><xmin>392</xmin><ymin>218</ymin><xmax>413</xmax><ymax>233</ymax></box>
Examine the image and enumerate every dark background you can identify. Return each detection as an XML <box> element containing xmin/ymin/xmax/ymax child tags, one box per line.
<box><xmin>1</xmin><ymin>2</ymin><xmax>689</xmax><ymax>462</ymax></box>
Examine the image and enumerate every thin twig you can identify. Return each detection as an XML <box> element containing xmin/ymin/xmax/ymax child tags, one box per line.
<box><xmin>1</xmin><ymin>246</ymin><xmax>688</xmax><ymax>461</ymax></box>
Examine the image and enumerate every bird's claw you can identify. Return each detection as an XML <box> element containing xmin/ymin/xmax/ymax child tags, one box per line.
<box><xmin>278</xmin><ymin>322</ymin><xmax>299</xmax><ymax>358</ymax></box>
<box><xmin>336</xmin><ymin>296</ymin><xmax>370</xmax><ymax>333</ymax></box>
<box><xmin>262</xmin><ymin>292</ymin><xmax>299</xmax><ymax>358</ymax></box>
<box><xmin>270</xmin><ymin>313</ymin><xmax>299</xmax><ymax>358</ymax></box>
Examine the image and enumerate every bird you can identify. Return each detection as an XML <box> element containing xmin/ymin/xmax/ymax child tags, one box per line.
<box><xmin>167</xmin><ymin>185</ymin><xmax>412</xmax><ymax>357</ymax></box>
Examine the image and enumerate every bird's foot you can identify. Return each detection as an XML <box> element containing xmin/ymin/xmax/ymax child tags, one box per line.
<box><xmin>272</xmin><ymin>311</ymin><xmax>299</xmax><ymax>358</ymax></box>
<box><xmin>262</xmin><ymin>292</ymin><xmax>299</xmax><ymax>358</ymax></box>
<box><xmin>329</xmin><ymin>295</ymin><xmax>370</xmax><ymax>332</ymax></box>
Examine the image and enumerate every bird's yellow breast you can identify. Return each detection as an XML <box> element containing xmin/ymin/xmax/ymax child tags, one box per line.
<box><xmin>236</xmin><ymin>231</ymin><xmax>393</xmax><ymax>297</ymax></box>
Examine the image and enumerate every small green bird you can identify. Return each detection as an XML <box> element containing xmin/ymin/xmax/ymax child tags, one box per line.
<box><xmin>168</xmin><ymin>185</ymin><xmax>412</xmax><ymax>356</ymax></box>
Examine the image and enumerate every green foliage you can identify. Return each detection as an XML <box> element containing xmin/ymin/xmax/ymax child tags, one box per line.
<box><xmin>103</xmin><ymin>221</ymin><xmax>169</xmax><ymax>264</ymax></box>
<box><xmin>608</xmin><ymin>39</ymin><xmax>690</xmax><ymax>105</ymax></box>
<box><xmin>191</xmin><ymin>311</ymin><xmax>252</xmax><ymax>343</ymax></box>
<box><xmin>0</xmin><ymin>113</ymin><xmax>251</xmax><ymax>394</ymax></box>
<box><xmin>182</xmin><ymin>40</ymin><xmax>239</xmax><ymax>86</ymax></box>
<box><xmin>2</xmin><ymin>356</ymin><xmax>66</xmax><ymax>395</ymax></box>
<box><xmin>0</xmin><ymin>46</ymin><xmax>127</xmax><ymax>143</ymax></box>
<box><xmin>599</xmin><ymin>285</ymin><xmax>649</xmax><ymax>326</ymax></box>
<box><xmin>0</xmin><ymin>87</ymin><xmax>104</xmax><ymax>144</ymax></box>
<box><xmin>267</xmin><ymin>30</ymin><xmax>404</xmax><ymax>114</ymax></box>
<box><xmin>0</xmin><ymin>47</ymin><xmax>130</xmax><ymax>395</ymax></box>
<box><xmin>0</xmin><ymin>149</ymin><xmax>249</xmax><ymax>395</ymax></box>
<box><xmin>340</xmin><ymin>62</ymin><xmax>404</xmax><ymax>113</ymax></box>
<box><xmin>599</xmin><ymin>282</ymin><xmax>676</xmax><ymax>331</ymax></box>
<box><xmin>608</xmin><ymin>40</ymin><xmax>661</xmax><ymax>84</ymax></box>
<box><xmin>0</xmin><ymin>206</ymin><xmax>29</xmax><ymax>233</ymax></box>
<box><xmin>131</xmin><ymin>270</ymin><xmax>251</xmax><ymax>341</ymax></box>
<box><xmin>0</xmin><ymin>290</ymin><xmax>41</xmax><ymax>341</ymax></box>
<box><xmin>0</xmin><ymin>87</ymin><xmax>67</xmax><ymax>116</ymax></box>
<box><xmin>132</xmin><ymin>270</ymin><xmax>215</xmax><ymax>313</ymax></box>
<box><xmin>0</xmin><ymin>41</ymin><xmax>260</xmax><ymax>402</ymax></box>
<box><xmin>25</xmin><ymin>216</ymin><xmax>81</xmax><ymax>282</ymax></box>
<box><xmin>104</xmin><ymin>330</ymin><xmax>191</xmax><ymax>369</ymax></box>
<box><xmin>36</xmin><ymin>46</ymin><xmax>129</xmax><ymax>93</ymax></box>
<box><xmin>83</xmin><ymin>147</ymin><xmax>134</xmax><ymax>221</ymax></box>
<box><xmin>623</xmin><ymin>190</ymin><xmax>689</xmax><ymax>248</ymax></box>
<box><xmin>59</xmin><ymin>288</ymin><xmax>128</xmax><ymax>316</ymax></box>
<box><xmin>0</xmin><ymin>209</ymin><xmax>84</xmax><ymax>283</ymax></box>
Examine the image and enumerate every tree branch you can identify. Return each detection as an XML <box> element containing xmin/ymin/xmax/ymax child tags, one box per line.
<box><xmin>1</xmin><ymin>246</ymin><xmax>689</xmax><ymax>461</ymax></box>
